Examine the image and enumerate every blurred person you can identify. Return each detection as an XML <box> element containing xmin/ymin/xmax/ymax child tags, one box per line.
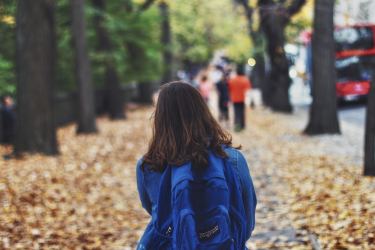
<box><xmin>228</xmin><ymin>66</ymin><xmax>252</xmax><ymax>131</ymax></box>
<box><xmin>177</xmin><ymin>70</ymin><xmax>189</xmax><ymax>82</ymax></box>
<box><xmin>210</xmin><ymin>64</ymin><xmax>224</xmax><ymax>84</ymax></box>
<box><xmin>198</xmin><ymin>74</ymin><xmax>212</xmax><ymax>103</ymax></box>
<box><xmin>1</xmin><ymin>95</ymin><xmax>16</xmax><ymax>159</ymax></box>
<box><xmin>1</xmin><ymin>95</ymin><xmax>16</xmax><ymax>144</ymax></box>
<box><xmin>215</xmin><ymin>67</ymin><xmax>230</xmax><ymax>126</ymax></box>
<box><xmin>136</xmin><ymin>82</ymin><xmax>256</xmax><ymax>249</ymax></box>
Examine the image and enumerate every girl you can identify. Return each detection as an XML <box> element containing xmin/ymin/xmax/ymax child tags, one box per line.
<box><xmin>136</xmin><ymin>81</ymin><xmax>256</xmax><ymax>249</ymax></box>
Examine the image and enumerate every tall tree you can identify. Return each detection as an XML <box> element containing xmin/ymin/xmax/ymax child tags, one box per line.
<box><xmin>71</xmin><ymin>0</ymin><xmax>97</xmax><ymax>133</ymax></box>
<box><xmin>304</xmin><ymin>0</ymin><xmax>340</xmax><ymax>135</ymax></box>
<box><xmin>92</xmin><ymin>0</ymin><xmax>125</xmax><ymax>119</ymax></box>
<box><xmin>125</xmin><ymin>0</ymin><xmax>158</xmax><ymax>102</ymax></box>
<box><xmin>237</xmin><ymin>0</ymin><xmax>266</xmax><ymax>95</ymax></box>
<box><xmin>159</xmin><ymin>1</ymin><xmax>173</xmax><ymax>84</ymax></box>
<box><xmin>364</xmin><ymin>74</ymin><xmax>375</xmax><ymax>176</ymax></box>
<box><xmin>15</xmin><ymin>0</ymin><xmax>58</xmax><ymax>155</ymax></box>
<box><xmin>258</xmin><ymin>0</ymin><xmax>306</xmax><ymax>112</ymax></box>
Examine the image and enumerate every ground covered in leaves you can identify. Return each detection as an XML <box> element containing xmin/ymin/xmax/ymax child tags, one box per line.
<box><xmin>240</xmin><ymin>108</ymin><xmax>375</xmax><ymax>250</ymax></box>
<box><xmin>1</xmin><ymin>106</ymin><xmax>374</xmax><ymax>249</ymax></box>
<box><xmin>0</xmin><ymin>108</ymin><xmax>152</xmax><ymax>249</ymax></box>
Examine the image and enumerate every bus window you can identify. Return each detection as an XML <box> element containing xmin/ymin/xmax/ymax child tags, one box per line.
<box><xmin>335</xmin><ymin>27</ymin><xmax>374</xmax><ymax>52</ymax></box>
<box><xmin>336</xmin><ymin>55</ymin><xmax>375</xmax><ymax>82</ymax></box>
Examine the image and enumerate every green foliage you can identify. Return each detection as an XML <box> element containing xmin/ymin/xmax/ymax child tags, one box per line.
<box><xmin>1</xmin><ymin>0</ymin><xmax>259</xmax><ymax>96</ymax></box>
<box><xmin>0</xmin><ymin>0</ymin><xmax>16</xmax><ymax>96</ymax></box>
<box><xmin>0</xmin><ymin>55</ymin><xmax>15</xmax><ymax>95</ymax></box>
<box><xmin>56</xmin><ymin>0</ymin><xmax>162</xmax><ymax>93</ymax></box>
<box><xmin>286</xmin><ymin>0</ymin><xmax>313</xmax><ymax>42</ymax></box>
<box><xmin>225</xmin><ymin>30</ymin><xmax>253</xmax><ymax>63</ymax></box>
<box><xmin>56</xmin><ymin>0</ymin><xmax>76</xmax><ymax>93</ymax></box>
<box><xmin>94</xmin><ymin>3</ymin><xmax>162</xmax><ymax>83</ymax></box>
<box><xmin>171</xmin><ymin>0</ymin><xmax>252</xmax><ymax>64</ymax></box>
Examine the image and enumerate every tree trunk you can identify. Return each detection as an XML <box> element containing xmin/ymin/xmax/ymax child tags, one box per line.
<box><xmin>364</xmin><ymin>74</ymin><xmax>375</xmax><ymax>176</ymax></box>
<box><xmin>304</xmin><ymin>0</ymin><xmax>340</xmax><ymax>135</ymax></box>
<box><xmin>259</xmin><ymin>2</ymin><xmax>292</xmax><ymax>113</ymax></box>
<box><xmin>71</xmin><ymin>0</ymin><xmax>97</xmax><ymax>133</ymax></box>
<box><xmin>258</xmin><ymin>0</ymin><xmax>306</xmax><ymax>112</ymax></box>
<box><xmin>250</xmin><ymin>40</ymin><xmax>267</xmax><ymax>106</ymax></box>
<box><xmin>159</xmin><ymin>1</ymin><xmax>173</xmax><ymax>84</ymax></box>
<box><xmin>237</xmin><ymin>0</ymin><xmax>266</xmax><ymax>101</ymax></box>
<box><xmin>92</xmin><ymin>0</ymin><xmax>125</xmax><ymax>119</ymax></box>
<box><xmin>252</xmin><ymin>52</ymin><xmax>267</xmax><ymax>107</ymax></box>
<box><xmin>137</xmin><ymin>82</ymin><xmax>155</xmax><ymax>104</ymax></box>
<box><xmin>15</xmin><ymin>0</ymin><xmax>58</xmax><ymax>155</ymax></box>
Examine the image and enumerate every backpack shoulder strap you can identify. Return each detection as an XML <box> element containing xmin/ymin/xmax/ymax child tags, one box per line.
<box><xmin>154</xmin><ymin>166</ymin><xmax>173</xmax><ymax>235</ymax></box>
<box><xmin>171</xmin><ymin>153</ymin><xmax>226</xmax><ymax>188</ymax></box>
<box><xmin>171</xmin><ymin>162</ymin><xmax>193</xmax><ymax>189</ymax></box>
<box><xmin>223</xmin><ymin>152</ymin><xmax>245</xmax><ymax>211</ymax></box>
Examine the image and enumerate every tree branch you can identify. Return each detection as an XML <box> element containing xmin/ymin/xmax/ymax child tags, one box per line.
<box><xmin>286</xmin><ymin>0</ymin><xmax>307</xmax><ymax>17</ymax></box>
<box><xmin>138</xmin><ymin>0</ymin><xmax>156</xmax><ymax>12</ymax></box>
<box><xmin>239</xmin><ymin>0</ymin><xmax>253</xmax><ymax>24</ymax></box>
<box><xmin>236</xmin><ymin>0</ymin><xmax>256</xmax><ymax>37</ymax></box>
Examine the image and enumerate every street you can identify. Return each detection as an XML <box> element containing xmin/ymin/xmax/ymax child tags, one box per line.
<box><xmin>338</xmin><ymin>102</ymin><xmax>366</xmax><ymax>128</ymax></box>
<box><xmin>291</xmin><ymin>100</ymin><xmax>366</xmax><ymax>166</ymax></box>
<box><xmin>296</xmin><ymin>102</ymin><xmax>366</xmax><ymax>129</ymax></box>
<box><xmin>290</xmin><ymin>80</ymin><xmax>367</xmax><ymax>130</ymax></box>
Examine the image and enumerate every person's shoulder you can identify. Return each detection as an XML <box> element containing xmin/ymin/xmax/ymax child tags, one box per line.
<box><xmin>223</xmin><ymin>146</ymin><xmax>241</xmax><ymax>160</ymax></box>
<box><xmin>240</xmin><ymin>76</ymin><xmax>249</xmax><ymax>82</ymax></box>
<box><xmin>136</xmin><ymin>157</ymin><xmax>145</xmax><ymax>172</ymax></box>
<box><xmin>137</xmin><ymin>157</ymin><xmax>158</xmax><ymax>174</ymax></box>
<box><xmin>228</xmin><ymin>77</ymin><xmax>237</xmax><ymax>83</ymax></box>
<box><xmin>137</xmin><ymin>157</ymin><xmax>143</xmax><ymax>165</ymax></box>
<box><xmin>224</xmin><ymin>146</ymin><xmax>248</xmax><ymax>166</ymax></box>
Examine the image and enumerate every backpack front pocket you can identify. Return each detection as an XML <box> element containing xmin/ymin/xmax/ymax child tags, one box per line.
<box><xmin>138</xmin><ymin>225</ymin><xmax>172</xmax><ymax>250</ymax></box>
<box><xmin>175</xmin><ymin>206</ymin><xmax>233</xmax><ymax>250</ymax></box>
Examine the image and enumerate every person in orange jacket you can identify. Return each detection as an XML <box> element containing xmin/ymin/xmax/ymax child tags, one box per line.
<box><xmin>228</xmin><ymin>66</ymin><xmax>251</xmax><ymax>131</ymax></box>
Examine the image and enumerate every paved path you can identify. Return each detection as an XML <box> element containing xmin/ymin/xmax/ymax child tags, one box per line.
<box><xmin>242</xmin><ymin>146</ymin><xmax>308</xmax><ymax>250</ymax></box>
<box><xmin>230</xmin><ymin>113</ymin><xmax>311</xmax><ymax>250</ymax></box>
<box><xmin>338</xmin><ymin>104</ymin><xmax>366</xmax><ymax>127</ymax></box>
<box><xmin>293</xmin><ymin>104</ymin><xmax>364</xmax><ymax>165</ymax></box>
<box><xmin>207</xmin><ymin>91</ymin><xmax>311</xmax><ymax>249</ymax></box>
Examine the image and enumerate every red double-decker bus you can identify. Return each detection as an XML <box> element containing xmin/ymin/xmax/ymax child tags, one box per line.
<box><xmin>335</xmin><ymin>24</ymin><xmax>375</xmax><ymax>101</ymax></box>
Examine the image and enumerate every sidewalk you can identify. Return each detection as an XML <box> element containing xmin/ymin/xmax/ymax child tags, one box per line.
<box><xmin>0</xmin><ymin>106</ymin><xmax>374</xmax><ymax>249</ymax></box>
<box><xmin>232</xmin><ymin>108</ymin><xmax>311</xmax><ymax>250</ymax></box>
<box><xmin>236</xmin><ymin>107</ymin><xmax>374</xmax><ymax>250</ymax></box>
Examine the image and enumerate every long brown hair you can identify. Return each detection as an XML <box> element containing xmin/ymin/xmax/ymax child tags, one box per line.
<box><xmin>142</xmin><ymin>81</ymin><xmax>235</xmax><ymax>172</ymax></box>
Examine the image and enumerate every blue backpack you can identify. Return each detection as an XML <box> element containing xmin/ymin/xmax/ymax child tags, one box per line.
<box><xmin>141</xmin><ymin>152</ymin><xmax>247</xmax><ymax>250</ymax></box>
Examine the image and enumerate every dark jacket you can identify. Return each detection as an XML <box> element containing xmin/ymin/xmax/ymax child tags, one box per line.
<box><xmin>216</xmin><ymin>80</ymin><xmax>230</xmax><ymax>105</ymax></box>
<box><xmin>1</xmin><ymin>105</ymin><xmax>16</xmax><ymax>143</ymax></box>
